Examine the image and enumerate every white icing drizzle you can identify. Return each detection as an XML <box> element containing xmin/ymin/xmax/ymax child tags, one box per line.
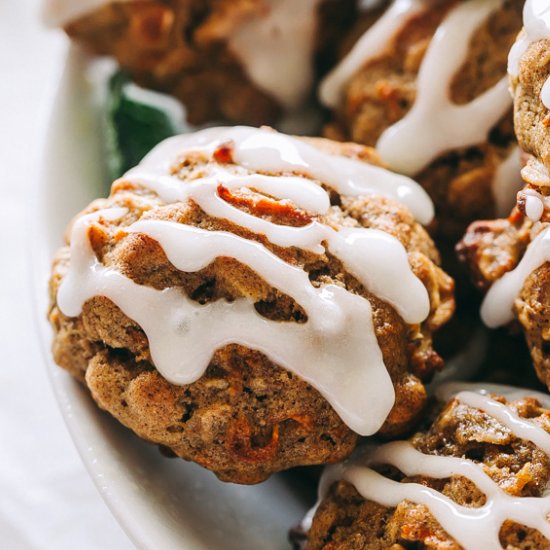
<box><xmin>45</xmin><ymin>0</ymin><xmax>320</xmax><ymax>110</ymax></box>
<box><xmin>319</xmin><ymin>0</ymin><xmax>426</xmax><ymax>108</ymax></box>
<box><xmin>481</xmin><ymin>70</ymin><xmax>550</xmax><ymax>332</ymax></box>
<box><xmin>309</xmin><ymin>390</ymin><xmax>550</xmax><ymax>548</ymax></box>
<box><xmin>134</xmin><ymin>126</ymin><xmax>434</xmax><ymax>224</ymax></box>
<box><xmin>42</xmin><ymin>0</ymin><xmax>141</xmax><ymax>28</ymax></box>
<box><xmin>58</xmin><ymin>210</ymin><xmax>396</xmax><ymax>434</ymax></box>
<box><xmin>508</xmin><ymin>1</ymin><xmax>550</xmax><ymax>109</ymax></box>
<box><xmin>57</xmin><ymin>127</ymin><xmax>434</xmax><ymax>436</ymax></box>
<box><xmin>129</xmin><ymin>219</ymin><xmax>428</xmax><ymax>325</ymax></box>
<box><xmin>457</xmin><ymin>390</ymin><xmax>550</xmax><ymax>455</ymax></box>
<box><xmin>436</xmin><ymin>381</ymin><xmax>550</xmax><ymax>409</ymax></box>
<box><xmin>481</xmin><ymin>226</ymin><xmax>550</xmax><ymax>328</ymax></box>
<box><xmin>128</xmin><ymin>171</ymin><xmax>331</xmax><ymax>253</ymax></box>
<box><xmin>228</xmin><ymin>0</ymin><xmax>321</xmax><ymax>109</ymax></box>
<box><xmin>493</xmin><ymin>147</ymin><xmax>523</xmax><ymax>217</ymax></box>
<box><xmin>542</xmin><ymin>77</ymin><xmax>550</xmax><ymax>110</ymax></box>
<box><xmin>519</xmin><ymin>187</ymin><xmax>550</xmax><ymax>222</ymax></box>
<box><xmin>320</xmin><ymin>0</ymin><xmax>512</xmax><ymax>176</ymax></box>
<box><xmin>529</xmin><ymin>197</ymin><xmax>547</xmax><ymax>221</ymax></box>
<box><xmin>377</xmin><ymin>0</ymin><xmax>511</xmax><ymax>175</ymax></box>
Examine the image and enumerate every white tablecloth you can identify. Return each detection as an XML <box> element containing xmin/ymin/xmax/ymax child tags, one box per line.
<box><xmin>0</xmin><ymin>2</ymin><xmax>133</xmax><ymax>548</ymax></box>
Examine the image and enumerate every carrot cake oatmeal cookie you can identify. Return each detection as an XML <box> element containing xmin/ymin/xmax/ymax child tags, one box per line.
<box><xmin>299</xmin><ymin>383</ymin><xmax>550</xmax><ymax>549</ymax></box>
<box><xmin>320</xmin><ymin>0</ymin><xmax>524</xmax><ymax>240</ymax></box>
<box><xmin>48</xmin><ymin>126</ymin><xmax>454</xmax><ymax>483</ymax></box>
<box><xmin>44</xmin><ymin>0</ymin><xmax>355</xmax><ymax>126</ymax></box>
<box><xmin>458</xmin><ymin>1</ymin><xmax>550</xmax><ymax>394</ymax></box>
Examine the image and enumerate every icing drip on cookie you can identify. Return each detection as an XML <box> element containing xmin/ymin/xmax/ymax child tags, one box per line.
<box><xmin>319</xmin><ymin>0</ymin><xmax>426</xmax><ymax>108</ymax></box>
<box><xmin>481</xmin><ymin>226</ymin><xmax>550</xmax><ymax>328</ymax></box>
<box><xmin>228</xmin><ymin>0</ymin><xmax>321</xmax><ymax>109</ymax></box>
<box><xmin>134</xmin><ymin>126</ymin><xmax>434</xmax><ymax>224</ymax></box>
<box><xmin>436</xmin><ymin>381</ymin><xmax>550</xmax><ymax>411</ymax></box>
<box><xmin>542</xmin><ymin>78</ymin><xmax>550</xmax><ymax>110</ymax></box>
<box><xmin>377</xmin><ymin>0</ymin><xmax>511</xmax><ymax>175</ymax></box>
<box><xmin>508</xmin><ymin>0</ymin><xmax>550</xmax><ymax>109</ymax></box>
<box><xmin>521</xmin><ymin>188</ymin><xmax>549</xmax><ymax>222</ymax></box>
<box><xmin>57</xmin><ymin>126</ymin><xmax>434</xmax><ymax>436</ymax></box>
<box><xmin>309</xmin><ymin>389</ymin><xmax>550</xmax><ymax>547</ymax></box>
<box><xmin>45</xmin><ymin>0</ymin><xmax>321</xmax><ymax>111</ymax></box>
<box><xmin>320</xmin><ymin>0</ymin><xmax>511</xmax><ymax>176</ymax></box>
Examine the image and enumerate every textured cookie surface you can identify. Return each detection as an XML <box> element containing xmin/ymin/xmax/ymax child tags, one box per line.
<box><xmin>324</xmin><ymin>0</ymin><xmax>523</xmax><ymax>239</ymax></box>
<box><xmin>49</xmin><ymin>129</ymin><xmax>454</xmax><ymax>483</ymax></box>
<box><xmin>457</xmin><ymin>208</ymin><xmax>550</xmax><ymax>390</ymax></box>
<box><xmin>306</xmin><ymin>393</ymin><xmax>550</xmax><ymax>549</ymax></box>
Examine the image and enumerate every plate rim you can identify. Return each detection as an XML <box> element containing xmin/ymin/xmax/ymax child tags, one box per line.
<box><xmin>29</xmin><ymin>42</ymin><xmax>312</xmax><ymax>550</ymax></box>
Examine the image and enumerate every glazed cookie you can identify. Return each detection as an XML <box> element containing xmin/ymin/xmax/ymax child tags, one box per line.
<box><xmin>457</xmin><ymin>202</ymin><xmax>550</xmax><ymax>391</ymax></box>
<box><xmin>48</xmin><ymin>126</ymin><xmax>454</xmax><ymax>484</ymax></box>
<box><xmin>44</xmin><ymin>0</ymin><xmax>355</xmax><ymax>125</ymax></box>
<box><xmin>320</xmin><ymin>0</ymin><xmax>524</xmax><ymax>240</ymax></box>
<box><xmin>301</xmin><ymin>383</ymin><xmax>550</xmax><ymax>549</ymax></box>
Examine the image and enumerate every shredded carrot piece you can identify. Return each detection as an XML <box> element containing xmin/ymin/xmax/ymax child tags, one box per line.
<box><xmin>507</xmin><ymin>206</ymin><xmax>524</xmax><ymax>224</ymax></box>
<box><xmin>217</xmin><ymin>184</ymin><xmax>312</xmax><ymax>225</ymax></box>
<box><xmin>213</xmin><ymin>141</ymin><xmax>234</xmax><ymax>164</ymax></box>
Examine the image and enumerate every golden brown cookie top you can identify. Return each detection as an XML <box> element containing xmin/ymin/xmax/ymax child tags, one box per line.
<box><xmin>51</xmin><ymin>126</ymin><xmax>453</xmax><ymax>442</ymax></box>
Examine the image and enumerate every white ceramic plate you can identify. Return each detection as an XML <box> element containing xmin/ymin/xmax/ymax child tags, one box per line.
<box><xmin>32</xmin><ymin>43</ymin><xmax>314</xmax><ymax>550</ymax></box>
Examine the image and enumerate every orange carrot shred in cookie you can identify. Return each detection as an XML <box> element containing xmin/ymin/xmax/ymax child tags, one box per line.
<box><xmin>217</xmin><ymin>184</ymin><xmax>312</xmax><ymax>225</ymax></box>
<box><xmin>213</xmin><ymin>142</ymin><xmax>234</xmax><ymax>164</ymax></box>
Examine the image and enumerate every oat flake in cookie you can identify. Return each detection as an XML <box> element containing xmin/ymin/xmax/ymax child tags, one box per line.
<box><xmin>48</xmin><ymin>126</ymin><xmax>454</xmax><ymax>484</ymax></box>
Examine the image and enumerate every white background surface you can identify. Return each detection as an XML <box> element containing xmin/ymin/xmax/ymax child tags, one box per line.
<box><xmin>0</xmin><ymin>2</ymin><xmax>134</xmax><ymax>548</ymax></box>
